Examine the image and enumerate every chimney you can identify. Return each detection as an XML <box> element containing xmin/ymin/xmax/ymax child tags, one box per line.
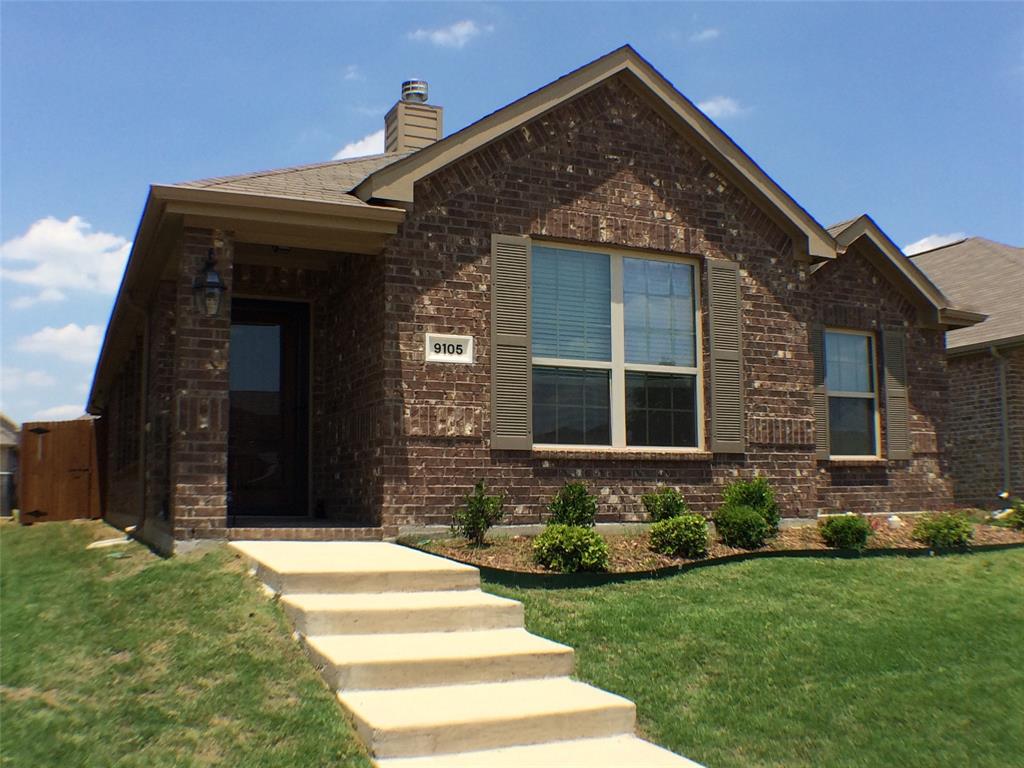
<box><xmin>384</xmin><ymin>80</ymin><xmax>443</xmax><ymax>154</ymax></box>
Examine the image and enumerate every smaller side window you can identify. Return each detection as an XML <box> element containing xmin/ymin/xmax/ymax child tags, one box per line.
<box><xmin>824</xmin><ymin>330</ymin><xmax>878</xmax><ymax>456</ymax></box>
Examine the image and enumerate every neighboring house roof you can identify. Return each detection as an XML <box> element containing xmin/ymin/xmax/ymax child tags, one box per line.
<box><xmin>823</xmin><ymin>215</ymin><xmax>985</xmax><ymax>330</ymax></box>
<box><xmin>357</xmin><ymin>45</ymin><xmax>837</xmax><ymax>263</ymax></box>
<box><xmin>0</xmin><ymin>413</ymin><xmax>18</xmax><ymax>449</ymax></box>
<box><xmin>172</xmin><ymin>153</ymin><xmax>410</xmax><ymax>207</ymax></box>
<box><xmin>912</xmin><ymin>237</ymin><xmax>1024</xmax><ymax>353</ymax></box>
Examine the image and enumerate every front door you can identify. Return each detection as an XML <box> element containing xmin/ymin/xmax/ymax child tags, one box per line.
<box><xmin>228</xmin><ymin>299</ymin><xmax>309</xmax><ymax>519</ymax></box>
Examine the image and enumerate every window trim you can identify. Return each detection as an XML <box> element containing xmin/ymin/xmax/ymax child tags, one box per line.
<box><xmin>824</xmin><ymin>327</ymin><xmax>881</xmax><ymax>459</ymax></box>
<box><xmin>531</xmin><ymin>242</ymin><xmax>705</xmax><ymax>452</ymax></box>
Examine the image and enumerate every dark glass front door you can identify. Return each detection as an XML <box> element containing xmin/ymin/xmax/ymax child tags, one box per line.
<box><xmin>228</xmin><ymin>299</ymin><xmax>309</xmax><ymax>518</ymax></box>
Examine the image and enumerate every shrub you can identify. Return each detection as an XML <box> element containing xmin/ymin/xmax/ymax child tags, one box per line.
<box><xmin>912</xmin><ymin>511</ymin><xmax>974</xmax><ymax>550</ymax></box>
<box><xmin>641</xmin><ymin>487</ymin><xmax>691</xmax><ymax>522</ymax></box>
<box><xmin>548</xmin><ymin>482</ymin><xmax>598</xmax><ymax>527</ymax></box>
<box><xmin>819</xmin><ymin>514</ymin><xmax>872</xmax><ymax>550</ymax></box>
<box><xmin>649</xmin><ymin>514</ymin><xmax>709</xmax><ymax>558</ymax></box>
<box><xmin>451</xmin><ymin>481</ymin><xmax>505</xmax><ymax>546</ymax></box>
<box><xmin>713</xmin><ymin>504</ymin><xmax>772</xmax><ymax>549</ymax></box>
<box><xmin>532</xmin><ymin>524</ymin><xmax>609</xmax><ymax>573</ymax></box>
<box><xmin>1006</xmin><ymin>496</ymin><xmax>1024</xmax><ymax>532</ymax></box>
<box><xmin>722</xmin><ymin>477</ymin><xmax>780</xmax><ymax>533</ymax></box>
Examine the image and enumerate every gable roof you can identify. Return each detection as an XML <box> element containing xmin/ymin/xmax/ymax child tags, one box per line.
<box><xmin>912</xmin><ymin>237</ymin><xmax>1024</xmax><ymax>352</ymax></box>
<box><xmin>357</xmin><ymin>45</ymin><xmax>837</xmax><ymax>262</ymax></box>
<box><xmin>824</xmin><ymin>215</ymin><xmax>986</xmax><ymax>330</ymax></box>
<box><xmin>172</xmin><ymin>153</ymin><xmax>409</xmax><ymax>207</ymax></box>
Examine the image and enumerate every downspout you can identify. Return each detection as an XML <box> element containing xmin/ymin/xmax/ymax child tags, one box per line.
<box><xmin>990</xmin><ymin>345</ymin><xmax>1010</xmax><ymax>495</ymax></box>
<box><xmin>124</xmin><ymin>291</ymin><xmax>150</xmax><ymax>532</ymax></box>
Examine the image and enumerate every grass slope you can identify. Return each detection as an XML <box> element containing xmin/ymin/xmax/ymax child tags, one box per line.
<box><xmin>0</xmin><ymin>521</ymin><xmax>371</xmax><ymax>768</ymax></box>
<box><xmin>487</xmin><ymin>550</ymin><xmax>1024</xmax><ymax>768</ymax></box>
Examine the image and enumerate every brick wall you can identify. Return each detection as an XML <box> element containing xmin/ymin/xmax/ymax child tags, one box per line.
<box><xmin>946</xmin><ymin>346</ymin><xmax>1024</xmax><ymax>507</ymax></box>
<box><xmin>169</xmin><ymin>228</ymin><xmax>232</xmax><ymax>539</ymax></box>
<box><xmin>810</xmin><ymin>240</ymin><xmax>954</xmax><ymax>514</ymax></box>
<box><xmin>374</xmin><ymin>75</ymin><xmax>953</xmax><ymax>528</ymax></box>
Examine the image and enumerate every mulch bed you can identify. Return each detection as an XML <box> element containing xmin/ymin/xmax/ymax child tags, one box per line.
<box><xmin>420</xmin><ymin>519</ymin><xmax>1024</xmax><ymax>575</ymax></box>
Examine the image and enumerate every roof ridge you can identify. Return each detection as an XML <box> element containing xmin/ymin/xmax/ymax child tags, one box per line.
<box><xmin>907</xmin><ymin>237</ymin><xmax>970</xmax><ymax>259</ymax></box>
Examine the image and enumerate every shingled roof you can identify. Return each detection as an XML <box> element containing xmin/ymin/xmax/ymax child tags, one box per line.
<box><xmin>172</xmin><ymin>152</ymin><xmax>410</xmax><ymax>206</ymax></box>
<box><xmin>912</xmin><ymin>237</ymin><xmax>1024</xmax><ymax>352</ymax></box>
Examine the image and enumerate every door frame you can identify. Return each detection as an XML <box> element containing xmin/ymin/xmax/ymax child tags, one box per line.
<box><xmin>228</xmin><ymin>296</ymin><xmax>313</xmax><ymax>520</ymax></box>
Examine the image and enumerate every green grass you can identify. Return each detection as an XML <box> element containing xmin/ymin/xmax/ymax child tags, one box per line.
<box><xmin>486</xmin><ymin>550</ymin><xmax>1024</xmax><ymax>768</ymax></box>
<box><xmin>0</xmin><ymin>521</ymin><xmax>371</xmax><ymax>768</ymax></box>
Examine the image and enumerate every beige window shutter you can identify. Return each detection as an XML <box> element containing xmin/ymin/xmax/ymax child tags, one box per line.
<box><xmin>490</xmin><ymin>234</ymin><xmax>533</xmax><ymax>450</ymax></box>
<box><xmin>706</xmin><ymin>258</ymin><xmax>745</xmax><ymax>453</ymax></box>
<box><xmin>882</xmin><ymin>329</ymin><xmax>911</xmax><ymax>460</ymax></box>
<box><xmin>810</xmin><ymin>324</ymin><xmax>830</xmax><ymax>459</ymax></box>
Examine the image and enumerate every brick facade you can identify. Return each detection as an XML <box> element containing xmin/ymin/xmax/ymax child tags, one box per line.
<box><xmin>101</xmin><ymin>74</ymin><xmax>961</xmax><ymax>545</ymax></box>
<box><xmin>946</xmin><ymin>347</ymin><xmax>1024</xmax><ymax>507</ymax></box>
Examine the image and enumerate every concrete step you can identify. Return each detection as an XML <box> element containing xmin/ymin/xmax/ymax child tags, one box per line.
<box><xmin>376</xmin><ymin>734</ymin><xmax>704</xmax><ymax>768</ymax></box>
<box><xmin>338</xmin><ymin>677</ymin><xmax>636</xmax><ymax>759</ymax></box>
<box><xmin>282</xmin><ymin>590</ymin><xmax>524</xmax><ymax>636</ymax></box>
<box><xmin>230</xmin><ymin>541</ymin><xmax>479</xmax><ymax>594</ymax></box>
<box><xmin>304</xmin><ymin>628</ymin><xmax>575</xmax><ymax>690</ymax></box>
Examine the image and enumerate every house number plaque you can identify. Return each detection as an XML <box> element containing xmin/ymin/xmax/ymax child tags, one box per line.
<box><xmin>424</xmin><ymin>333</ymin><xmax>474</xmax><ymax>364</ymax></box>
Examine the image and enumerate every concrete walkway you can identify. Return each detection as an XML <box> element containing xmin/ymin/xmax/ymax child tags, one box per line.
<box><xmin>231</xmin><ymin>541</ymin><xmax>702</xmax><ymax>767</ymax></box>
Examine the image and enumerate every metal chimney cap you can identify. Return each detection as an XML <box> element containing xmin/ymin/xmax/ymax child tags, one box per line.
<box><xmin>401</xmin><ymin>80</ymin><xmax>429</xmax><ymax>103</ymax></box>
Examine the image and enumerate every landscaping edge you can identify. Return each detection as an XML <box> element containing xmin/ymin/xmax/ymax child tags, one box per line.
<box><xmin>398</xmin><ymin>540</ymin><xmax>1024</xmax><ymax>589</ymax></box>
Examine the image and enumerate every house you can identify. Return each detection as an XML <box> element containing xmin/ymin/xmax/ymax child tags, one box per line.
<box><xmin>0</xmin><ymin>413</ymin><xmax>18</xmax><ymax>517</ymax></box>
<box><xmin>87</xmin><ymin>46</ymin><xmax>983</xmax><ymax>553</ymax></box>
<box><xmin>912</xmin><ymin>238</ymin><xmax>1023</xmax><ymax>508</ymax></box>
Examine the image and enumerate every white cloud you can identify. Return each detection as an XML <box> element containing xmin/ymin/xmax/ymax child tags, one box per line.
<box><xmin>0</xmin><ymin>216</ymin><xmax>131</xmax><ymax>306</ymax></box>
<box><xmin>697</xmin><ymin>96</ymin><xmax>748</xmax><ymax>119</ymax></box>
<box><xmin>903</xmin><ymin>232</ymin><xmax>967</xmax><ymax>256</ymax></box>
<box><xmin>33</xmin><ymin>404</ymin><xmax>85</xmax><ymax>421</ymax></box>
<box><xmin>332</xmin><ymin>129</ymin><xmax>385</xmax><ymax>160</ymax></box>
<box><xmin>344</xmin><ymin>64</ymin><xmax>363</xmax><ymax>81</ymax></box>
<box><xmin>16</xmin><ymin>323</ymin><xmax>104</xmax><ymax>365</ymax></box>
<box><xmin>690</xmin><ymin>28</ymin><xmax>721</xmax><ymax>43</ymax></box>
<box><xmin>408</xmin><ymin>19</ymin><xmax>492</xmax><ymax>49</ymax></box>
<box><xmin>1</xmin><ymin>367</ymin><xmax>57</xmax><ymax>394</ymax></box>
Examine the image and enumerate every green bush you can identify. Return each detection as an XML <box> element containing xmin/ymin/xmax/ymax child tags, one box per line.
<box><xmin>649</xmin><ymin>514</ymin><xmax>709</xmax><ymax>558</ymax></box>
<box><xmin>451</xmin><ymin>481</ymin><xmax>504</xmax><ymax>546</ymax></box>
<box><xmin>1006</xmin><ymin>496</ymin><xmax>1024</xmax><ymax>532</ymax></box>
<box><xmin>532</xmin><ymin>524</ymin><xmax>610</xmax><ymax>573</ymax></box>
<box><xmin>548</xmin><ymin>482</ymin><xmax>598</xmax><ymax>527</ymax></box>
<box><xmin>819</xmin><ymin>514</ymin><xmax>872</xmax><ymax>550</ymax></box>
<box><xmin>722</xmin><ymin>477</ymin><xmax>780</xmax><ymax>533</ymax></box>
<box><xmin>713</xmin><ymin>504</ymin><xmax>771</xmax><ymax>549</ymax></box>
<box><xmin>641</xmin><ymin>487</ymin><xmax>691</xmax><ymax>522</ymax></box>
<box><xmin>912</xmin><ymin>511</ymin><xmax>974</xmax><ymax>550</ymax></box>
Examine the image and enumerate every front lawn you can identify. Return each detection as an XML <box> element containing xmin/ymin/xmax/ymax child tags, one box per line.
<box><xmin>486</xmin><ymin>549</ymin><xmax>1024</xmax><ymax>768</ymax></box>
<box><xmin>0</xmin><ymin>521</ymin><xmax>371</xmax><ymax>768</ymax></box>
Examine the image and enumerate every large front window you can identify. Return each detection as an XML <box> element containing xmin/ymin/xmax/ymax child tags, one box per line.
<box><xmin>824</xmin><ymin>329</ymin><xmax>878</xmax><ymax>456</ymax></box>
<box><xmin>531</xmin><ymin>245</ymin><xmax>701</xmax><ymax>448</ymax></box>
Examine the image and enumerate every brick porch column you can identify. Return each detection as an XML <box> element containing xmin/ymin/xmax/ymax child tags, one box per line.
<box><xmin>170</xmin><ymin>227</ymin><xmax>233</xmax><ymax>541</ymax></box>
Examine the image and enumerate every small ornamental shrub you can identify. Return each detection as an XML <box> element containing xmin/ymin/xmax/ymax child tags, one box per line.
<box><xmin>641</xmin><ymin>487</ymin><xmax>691</xmax><ymax>522</ymax></box>
<box><xmin>649</xmin><ymin>514</ymin><xmax>709</xmax><ymax>558</ymax></box>
<box><xmin>713</xmin><ymin>504</ymin><xmax>771</xmax><ymax>550</ymax></box>
<box><xmin>451</xmin><ymin>481</ymin><xmax>504</xmax><ymax>546</ymax></box>
<box><xmin>548</xmin><ymin>482</ymin><xmax>598</xmax><ymax>527</ymax></box>
<box><xmin>819</xmin><ymin>514</ymin><xmax>872</xmax><ymax>551</ymax></box>
<box><xmin>532</xmin><ymin>524</ymin><xmax>610</xmax><ymax>573</ymax></box>
<box><xmin>722</xmin><ymin>477</ymin><xmax>780</xmax><ymax>533</ymax></box>
<box><xmin>912</xmin><ymin>511</ymin><xmax>974</xmax><ymax>550</ymax></box>
<box><xmin>1006</xmin><ymin>497</ymin><xmax>1024</xmax><ymax>532</ymax></box>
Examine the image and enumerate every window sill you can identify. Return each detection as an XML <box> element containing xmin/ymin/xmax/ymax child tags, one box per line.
<box><xmin>531</xmin><ymin>447</ymin><xmax>713</xmax><ymax>462</ymax></box>
<box><xmin>824</xmin><ymin>456</ymin><xmax>887</xmax><ymax>466</ymax></box>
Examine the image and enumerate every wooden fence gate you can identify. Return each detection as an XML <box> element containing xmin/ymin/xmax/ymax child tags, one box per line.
<box><xmin>18</xmin><ymin>419</ymin><xmax>102</xmax><ymax>523</ymax></box>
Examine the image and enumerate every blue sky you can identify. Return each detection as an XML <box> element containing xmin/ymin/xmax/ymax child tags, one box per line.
<box><xmin>2</xmin><ymin>2</ymin><xmax>1022</xmax><ymax>424</ymax></box>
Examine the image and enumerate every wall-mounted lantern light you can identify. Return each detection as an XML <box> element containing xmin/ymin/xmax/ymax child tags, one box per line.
<box><xmin>193</xmin><ymin>250</ymin><xmax>227</xmax><ymax>317</ymax></box>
